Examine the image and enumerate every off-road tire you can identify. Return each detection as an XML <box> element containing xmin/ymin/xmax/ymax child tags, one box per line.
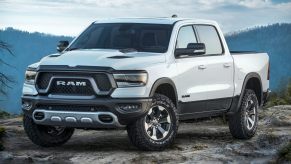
<box><xmin>127</xmin><ymin>93</ymin><xmax>179</xmax><ymax>151</ymax></box>
<box><xmin>23</xmin><ymin>115</ymin><xmax>74</xmax><ymax>147</ymax></box>
<box><xmin>229</xmin><ymin>89</ymin><xmax>259</xmax><ymax>139</ymax></box>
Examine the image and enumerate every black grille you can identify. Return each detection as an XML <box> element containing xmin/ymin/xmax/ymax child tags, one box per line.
<box><xmin>37</xmin><ymin>105</ymin><xmax>108</xmax><ymax>112</ymax></box>
<box><xmin>37</xmin><ymin>73</ymin><xmax>54</xmax><ymax>89</ymax></box>
<box><xmin>50</xmin><ymin>78</ymin><xmax>94</xmax><ymax>95</ymax></box>
<box><xmin>36</xmin><ymin>72</ymin><xmax>112</xmax><ymax>95</ymax></box>
<box><xmin>94</xmin><ymin>74</ymin><xmax>112</xmax><ymax>91</ymax></box>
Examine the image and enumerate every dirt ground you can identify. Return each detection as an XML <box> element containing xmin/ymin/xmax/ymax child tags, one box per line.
<box><xmin>0</xmin><ymin>105</ymin><xmax>291</xmax><ymax>164</ymax></box>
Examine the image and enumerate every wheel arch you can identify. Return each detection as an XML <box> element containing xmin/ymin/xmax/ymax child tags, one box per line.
<box><xmin>229</xmin><ymin>72</ymin><xmax>263</xmax><ymax>114</ymax></box>
<box><xmin>149</xmin><ymin>78</ymin><xmax>178</xmax><ymax>107</ymax></box>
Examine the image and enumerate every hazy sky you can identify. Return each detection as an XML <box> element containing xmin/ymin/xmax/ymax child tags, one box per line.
<box><xmin>1</xmin><ymin>0</ymin><xmax>291</xmax><ymax>36</ymax></box>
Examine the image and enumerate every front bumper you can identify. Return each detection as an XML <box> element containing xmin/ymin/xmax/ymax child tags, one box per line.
<box><xmin>22</xmin><ymin>95</ymin><xmax>152</xmax><ymax>128</ymax></box>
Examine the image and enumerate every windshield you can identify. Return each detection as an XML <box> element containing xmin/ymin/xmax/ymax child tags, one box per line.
<box><xmin>68</xmin><ymin>23</ymin><xmax>173</xmax><ymax>53</ymax></box>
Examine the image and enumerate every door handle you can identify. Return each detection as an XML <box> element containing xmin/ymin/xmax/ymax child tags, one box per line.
<box><xmin>198</xmin><ymin>65</ymin><xmax>207</xmax><ymax>70</ymax></box>
<box><xmin>223</xmin><ymin>63</ymin><xmax>231</xmax><ymax>68</ymax></box>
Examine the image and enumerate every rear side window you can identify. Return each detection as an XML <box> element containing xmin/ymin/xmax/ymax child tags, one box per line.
<box><xmin>195</xmin><ymin>25</ymin><xmax>223</xmax><ymax>55</ymax></box>
<box><xmin>176</xmin><ymin>26</ymin><xmax>197</xmax><ymax>48</ymax></box>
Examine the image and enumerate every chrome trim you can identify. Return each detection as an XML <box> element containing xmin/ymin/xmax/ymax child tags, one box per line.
<box><xmin>38</xmin><ymin>76</ymin><xmax>101</xmax><ymax>94</ymax></box>
<box><xmin>51</xmin><ymin>116</ymin><xmax>61</xmax><ymax>122</ymax></box>
<box><xmin>48</xmin><ymin>94</ymin><xmax>96</xmax><ymax>99</ymax></box>
<box><xmin>65</xmin><ymin>117</ymin><xmax>77</xmax><ymax>123</ymax></box>
<box><xmin>32</xmin><ymin>109</ymin><xmax>125</xmax><ymax>128</ymax></box>
<box><xmin>81</xmin><ymin>117</ymin><xmax>93</xmax><ymax>123</ymax></box>
<box><xmin>107</xmin><ymin>73</ymin><xmax>117</xmax><ymax>88</ymax></box>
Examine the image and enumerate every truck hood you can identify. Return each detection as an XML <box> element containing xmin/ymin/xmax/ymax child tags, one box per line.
<box><xmin>39</xmin><ymin>49</ymin><xmax>166</xmax><ymax>70</ymax></box>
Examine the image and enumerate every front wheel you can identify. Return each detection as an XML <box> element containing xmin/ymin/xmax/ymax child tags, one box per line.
<box><xmin>127</xmin><ymin>94</ymin><xmax>178</xmax><ymax>151</ymax></box>
<box><xmin>23</xmin><ymin>115</ymin><xmax>74</xmax><ymax>147</ymax></box>
<box><xmin>228</xmin><ymin>89</ymin><xmax>259</xmax><ymax>139</ymax></box>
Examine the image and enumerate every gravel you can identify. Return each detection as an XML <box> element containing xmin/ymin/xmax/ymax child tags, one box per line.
<box><xmin>0</xmin><ymin>105</ymin><xmax>290</xmax><ymax>163</ymax></box>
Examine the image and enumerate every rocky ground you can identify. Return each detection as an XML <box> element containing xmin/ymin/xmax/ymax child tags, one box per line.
<box><xmin>0</xmin><ymin>106</ymin><xmax>291</xmax><ymax>164</ymax></box>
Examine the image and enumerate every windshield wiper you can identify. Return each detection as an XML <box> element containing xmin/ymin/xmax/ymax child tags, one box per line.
<box><xmin>119</xmin><ymin>48</ymin><xmax>138</xmax><ymax>53</ymax></box>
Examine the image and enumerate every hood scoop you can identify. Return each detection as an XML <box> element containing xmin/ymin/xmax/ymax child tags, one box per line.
<box><xmin>48</xmin><ymin>54</ymin><xmax>61</xmax><ymax>58</ymax></box>
<box><xmin>107</xmin><ymin>56</ymin><xmax>133</xmax><ymax>59</ymax></box>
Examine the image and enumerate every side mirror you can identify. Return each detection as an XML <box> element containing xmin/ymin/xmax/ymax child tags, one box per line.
<box><xmin>175</xmin><ymin>43</ymin><xmax>206</xmax><ymax>57</ymax></box>
<box><xmin>57</xmin><ymin>41</ymin><xmax>69</xmax><ymax>52</ymax></box>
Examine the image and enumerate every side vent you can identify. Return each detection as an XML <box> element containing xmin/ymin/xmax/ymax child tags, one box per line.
<box><xmin>107</xmin><ymin>56</ymin><xmax>133</xmax><ymax>59</ymax></box>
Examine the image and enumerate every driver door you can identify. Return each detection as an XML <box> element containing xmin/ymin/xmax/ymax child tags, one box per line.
<box><xmin>174</xmin><ymin>25</ymin><xmax>208</xmax><ymax>114</ymax></box>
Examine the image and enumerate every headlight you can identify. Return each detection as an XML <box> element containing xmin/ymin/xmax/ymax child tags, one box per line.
<box><xmin>25</xmin><ymin>70</ymin><xmax>37</xmax><ymax>85</ymax></box>
<box><xmin>113</xmin><ymin>72</ymin><xmax>148</xmax><ymax>87</ymax></box>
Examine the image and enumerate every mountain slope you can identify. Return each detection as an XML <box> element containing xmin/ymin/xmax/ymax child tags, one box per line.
<box><xmin>225</xmin><ymin>23</ymin><xmax>291</xmax><ymax>89</ymax></box>
<box><xmin>0</xmin><ymin>28</ymin><xmax>73</xmax><ymax>113</ymax></box>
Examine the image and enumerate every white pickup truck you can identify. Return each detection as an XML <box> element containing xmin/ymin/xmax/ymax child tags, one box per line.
<box><xmin>22</xmin><ymin>18</ymin><xmax>270</xmax><ymax>150</ymax></box>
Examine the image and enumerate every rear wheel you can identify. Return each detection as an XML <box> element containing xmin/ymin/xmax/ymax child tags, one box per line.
<box><xmin>127</xmin><ymin>94</ymin><xmax>178</xmax><ymax>151</ymax></box>
<box><xmin>23</xmin><ymin>115</ymin><xmax>74</xmax><ymax>147</ymax></box>
<box><xmin>229</xmin><ymin>89</ymin><xmax>259</xmax><ymax>139</ymax></box>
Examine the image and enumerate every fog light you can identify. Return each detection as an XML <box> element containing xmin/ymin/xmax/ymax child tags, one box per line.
<box><xmin>22</xmin><ymin>101</ymin><xmax>32</xmax><ymax>110</ymax></box>
<box><xmin>34</xmin><ymin>112</ymin><xmax>45</xmax><ymax>120</ymax></box>
<box><xmin>118</xmin><ymin>104</ymin><xmax>141</xmax><ymax>112</ymax></box>
<box><xmin>98</xmin><ymin>115</ymin><xmax>113</xmax><ymax>123</ymax></box>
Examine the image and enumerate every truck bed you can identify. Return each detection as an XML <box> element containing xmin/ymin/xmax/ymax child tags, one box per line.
<box><xmin>230</xmin><ymin>51</ymin><xmax>260</xmax><ymax>55</ymax></box>
<box><xmin>230</xmin><ymin>51</ymin><xmax>269</xmax><ymax>96</ymax></box>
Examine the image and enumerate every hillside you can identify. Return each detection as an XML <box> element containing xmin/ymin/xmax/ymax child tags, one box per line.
<box><xmin>225</xmin><ymin>23</ymin><xmax>291</xmax><ymax>89</ymax></box>
<box><xmin>0</xmin><ymin>28</ymin><xmax>73</xmax><ymax>113</ymax></box>
<box><xmin>0</xmin><ymin>24</ymin><xmax>291</xmax><ymax>114</ymax></box>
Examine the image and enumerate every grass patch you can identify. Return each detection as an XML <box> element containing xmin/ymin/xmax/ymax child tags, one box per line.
<box><xmin>0</xmin><ymin>127</ymin><xmax>4</xmax><ymax>137</ymax></box>
<box><xmin>278</xmin><ymin>142</ymin><xmax>291</xmax><ymax>162</ymax></box>
<box><xmin>0</xmin><ymin>126</ymin><xmax>5</xmax><ymax>151</ymax></box>
<box><xmin>265</xmin><ymin>79</ymin><xmax>291</xmax><ymax>107</ymax></box>
<box><xmin>0</xmin><ymin>110</ymin><xmax>11</xmax><ymax>119</ymax></box>
<box><xmin>192</xmin><ymin>144</ymin><xmax>208</xmax><ymax>151</ymax></box>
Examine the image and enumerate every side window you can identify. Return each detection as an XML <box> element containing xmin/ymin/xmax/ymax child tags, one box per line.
<box><xmin>176</xmin><ymin>26</ymin><xmax>197</xmax><ymax>49</ymax></box>
<box><xmin>195</xmin><ymin>25</ymin><xmax>223</xmax><ymax>55</ymax></box>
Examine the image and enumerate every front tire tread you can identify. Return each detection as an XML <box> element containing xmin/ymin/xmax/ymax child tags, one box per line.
<box><xmin>127</xmin><ymin>93</ymin><xmax>178</xmax><ymax>151</ymax></box>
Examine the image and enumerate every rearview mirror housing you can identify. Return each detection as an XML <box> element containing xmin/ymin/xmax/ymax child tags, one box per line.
<box><xmin>175</xmin><ymin>43</ymin><xmax>206</xmax><ymax>58</ymax></box>
<box><xmin>57</xmin><ymin>41</ymin><xmax>69</xmax><ymax>52</ymax></box>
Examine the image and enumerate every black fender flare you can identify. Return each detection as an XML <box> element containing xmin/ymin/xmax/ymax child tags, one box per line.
<box><xmin>228</xmin><ymin>72</ymin><xmax>263</xmax><ymax>114</ymax></box>
<box><xmin>149</xmin><ymin>77</ymin><xmax>178</xmax><ymax>107</ymax></box>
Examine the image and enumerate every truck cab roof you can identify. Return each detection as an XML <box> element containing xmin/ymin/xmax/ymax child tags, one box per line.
<box><xmin>94</xmin><ymin>17</ymin><xmax>217</xmax><ymax>25</ymax></box>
